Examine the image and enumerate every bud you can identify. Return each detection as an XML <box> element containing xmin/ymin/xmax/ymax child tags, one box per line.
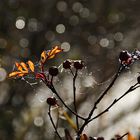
<box><xmin>46</xmin><ymin>97</ymin><xmax>57</xmax><ymax>106</ymax></box>
<box><xmin>49</xmin><ymin>66</ymin><xmax>59</xmax><ymax>76</ymax></box>
<box><xmin>74</xmin><ymin>60</ymin><xmax>84</xmax><ymax>69</ymax></box>
<box><xmin>63</xmin><ymin>59</ymin><xmax>72</xmax><ymax>69</ymax></box>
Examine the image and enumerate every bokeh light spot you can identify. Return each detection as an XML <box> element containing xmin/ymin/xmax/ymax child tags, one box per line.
<box><xmin>34</xmin><ymin>116</ymin><xmax>44</xmax><ymax>127</ymax></box>
<box><xmin>56</xmin><ymin>24</ymin><xmax>65</xmax><ymax>34</ymax></box>
<box><xmin>15</xmin><ymin>17</ymin><xmax>25</xmax><ymax>29</ymax></box>
<box><xmin>114</xmin><ymin>32</ymin><xmax>124</xmax><ymax>42</ymax></box>
<box><xmin>56</xmin><ymin>1</ymin><xmax>67</xmax><ymax>12</ymax></box>
<box><xmin>99</xmin><ymin>38</ymin><xmax>109</xmax><ymax>47</ymax></box>
<box><xmin>61</xmin><ymin>42</ymin><xmax>70</xmax><ymax>52</ymax></box>
<box><xmin>0</xmin><ymin>68</ymin><xmax>7</xmax><ymax>82</ymax></box>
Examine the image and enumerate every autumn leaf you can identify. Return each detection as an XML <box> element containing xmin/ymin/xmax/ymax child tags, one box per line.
<box><xmin>20</xmin><ymin>62</ymin><xmax>28</xmax><ymax>71</ymax></box>
<box><xmin>40</xmin><ymin>46</ymin><xmax>63</xmax><ymax>64</ymax></box>
<box><xmin>8</xmin><ymin>60</ymin><xmax>35</xmax><ymax>78</ymax></box>
<box><xmin>27</xmin><ymin>60</ymin><xmax>35</xmax><ymax>72</ymax></box>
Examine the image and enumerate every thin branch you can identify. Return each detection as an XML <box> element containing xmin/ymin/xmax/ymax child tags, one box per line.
<box><xmin>78</xmin><ymin>65</ymin><xmax>124</xmax><ymax>135</ymax></box>
<box><xmin>88</xmin><ymin>83</ymin><xmax>139</xmax><ymax>123</ymax></box>
<box><xmin>73</xmin><ymin>69</ymin><xmax>79</xmax><ymax>131</ymax></box>
<box><xmin>49</xmin><ymin>83</ymin><xmax>86</xmax><ymax>120</ymax></box>
<box><xmin>48</xmin><ymin>105</ymin><xmax>62</xmax><ymax>140</ymax></box>
<box><xmin>117</xmin><ymin>132</ymin><xmax>129</xmax><ymax>140</ymax></box>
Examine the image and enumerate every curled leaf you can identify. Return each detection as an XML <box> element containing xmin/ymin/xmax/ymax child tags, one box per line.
<box><xmin>15</xmin><ymin>62</ymin><xmax>23</xmax><ymax>72</ymax></box>
<box><xmin>40</xmin><ymin>46</ymin><xmax>63</xmax><ymax>64</ymax></box>
<box><xmin>27</xmin><ymin>60</ymin><xmax>35</xmax><ymax>72</ymax></box>
<box><xmin>20</xmin><ymin>62</ymin><xmax>28</xmax><ymax>71</ymax></box>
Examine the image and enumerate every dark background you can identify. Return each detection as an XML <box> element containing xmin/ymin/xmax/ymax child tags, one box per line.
<box><xmin>0</xmin><ymin>0</ymin><xmax>140</xmax><ymax>139</ymax></box>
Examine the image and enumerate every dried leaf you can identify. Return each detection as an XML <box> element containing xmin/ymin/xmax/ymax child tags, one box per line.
<box><xmin>8</xmin><ymin>71</ymin><xmax>28</xmax><ymax>78</ymax></box>
<box><xmin>47</xmin><ymin>46</ymin><xmax>62</xmax><ymax>60</ymax></box>
<box><xmin>40</xmin><ymin>51</ymin><xmax>47</xmax><ymax>64</ymax></box>
<box><xmin>27</xmin><ymin>60</ymin><xmax>35</xmax><ymax>72</ymax></box>
<box><xmin>20</xmin><ymin>62</ymin><xmax>28</xmax><ymax>71</ymax></box>
<box><xmin>15</xmin><ymin>62</ymin><xmax>23</xmax><ymax>72</ymax></box>
<box><xmin>40</xmin><ymin>46</ymin><xmax>63</xmax><ymax>64</ymax></box>
<box><xmin>63</xmin><ymin>111</ymin><xmax>77</xmax><ymax>131</ymax></box>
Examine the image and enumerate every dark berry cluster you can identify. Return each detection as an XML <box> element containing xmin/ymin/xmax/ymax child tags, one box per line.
<box><xmin>63</xmin><ymin>59</ymin><xmax>84</xmax><ymax>70</ymax></box>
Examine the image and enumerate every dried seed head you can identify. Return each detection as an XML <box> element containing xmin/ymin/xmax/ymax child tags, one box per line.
<box><xmin>74</xmin><ymin>60</ymin><xmax>84</xmax><ymax>69</ymax></box>
<box><xmin>46</xmin><ymin>97</ymin><xmax>57</xmax><ymax>106</ymax></box>
<box><xmin>49</xmin><ymin>66</ymin><xmax>59</xmax><ymax>76</ymax></box>
<box><xmin>63</xmin><ymin>59</ymin><xmax>72</xmax><ymax>69</ymax></box>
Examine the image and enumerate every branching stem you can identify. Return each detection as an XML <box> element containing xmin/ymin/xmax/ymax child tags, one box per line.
<box><xmin>48</xmin><ymin>105</ymin><xmax>62</xmax><ymax>140</ymax></box>
<box><xmin>73</xmin><ymin>69</ymin><xmax>79</xmax><ymax>131</ymax></box>
<box><xmin>78</xmin><ymin>65</ymin><xmax>124</xmax><ymax>136</ymax></box>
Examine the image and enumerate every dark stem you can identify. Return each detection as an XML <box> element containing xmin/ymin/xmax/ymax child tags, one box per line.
<box><xmin>73</xmin><ymin>70</ymin><xmax>79</xmax><ymax>131</ymax></box>
<box><xmin>48</xmin><ymin>105</ymin><xmax>62</xmax><ymax>140</ymax></box>
<box><xmin>49</xmin><ymin>83</ymin><xmax>86</xmax><ymax>120</ymax></box>
<box><xmin>87</xmin><ymin>83</ymin><xmax>139</xmax><ymax>123</ymax></box>
<box><xmin>78</xmin><ymin>65</ymin><xmax>124</xmax><ymax>135</ymax></box>
<box><xmin>117</xmin><ymin>132</ymin><xmax>129</xmax><ymax>140</ymax></box>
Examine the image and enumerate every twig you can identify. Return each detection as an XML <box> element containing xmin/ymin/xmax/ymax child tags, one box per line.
<box><xmin>78</xmin><ymin>65</ymin><xmax>124</xmax><ymax>135</ymax></box>
<box><xmin>48</xmin><ymin>105</ymin><xmax>62</xmax><ymax>140</ymax></box>
<box><xmin>117</xmin><ymin>132</ymin><xmax>129</xmax><ymax>140</ymax></box>
<box><xmin>49</xmin><ymin>83</ymin><xmax>86</xmax><ymax>120</ymax></box>
<box><xmin>88</xmin><ymin>83</ymin><xmax>139</xmax><ymax>123</ymax></box>
<box><xmin>73</xmin><ymin>69</ymin><xmax>79</xmax><ymax>131</ymax></box>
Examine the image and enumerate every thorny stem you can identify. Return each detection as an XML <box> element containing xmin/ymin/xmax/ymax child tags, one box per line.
<box><xmin>73</xmin><ymin>69</ymin><xmax>79</xmax><ymax>132</ymax></box>
<box><xmin>117</xmin><ymin>132</ymin><xmax>129</xmax><ymax>140</ymax></box>
<box><xmin>88</xmin><ymin>83</ymin><xmax>139</xmax><ymax>123</ymax></box>
<box><xmin>48</xmin><ymin>83</ymin><xmax>86</xmax><ymax>120</ymax></box>
<box><xmin>77</xmin><ymin>65</ymin><xmax>124</xmax><ymax>136</ymax></box>
<box><xmin>48</xmin><ymin>105</ymin><xmax>62</xmax><ymax>140</ymax></box>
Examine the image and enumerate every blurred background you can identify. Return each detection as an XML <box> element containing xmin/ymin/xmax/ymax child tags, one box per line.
<box><xmin>1</xmin><ymin>0</ymin><xmax>140</xmax><ymax>139</ymax></box>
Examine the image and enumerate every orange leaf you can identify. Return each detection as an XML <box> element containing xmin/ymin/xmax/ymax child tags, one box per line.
<box><xmin>20</xmin><ymin>62</ymin><xmax>28</xmax><ymax>71</ymax></box>
<box><xmin>40</xmin><ymin>46</ymin><xmax>63</xmax><ymax>64</ymax></box>
<box><xmin>15</xmin><ymin>62</ymin><xmax>23</xmax><ymax>72</ymax></box>
<box><xmin>47</xmin><ymin>46</ymin><xmax>62</xmax><ymax>59</ymax></box>
<box><xmin>8</xmin><ymin>71</ymin><xmax>22</xmax><ymax>78</ymax></box>
<box><xmin>128</xmin><ymin>133</ymin><xmax>137</xmax><ymax>140</ymax></box>
<box><xmin>27</xmin><ymin>60</ymin><xmax>35</xmax><ymax>72</ymax></box>
<box><xmin>40</xmin><ymin>51</ymin><xmax>47</xmax><ymax>64</ymax></box>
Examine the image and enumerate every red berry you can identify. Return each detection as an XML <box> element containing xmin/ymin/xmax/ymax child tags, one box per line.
<box><xmin>74</xmin><ymin>60</ymin><xmax>84</xmax><ymax>69</ymax></box>
<box><xmin>63</xmin><ymin>60</ymin><xmax>72</xmax><ymax>69</ymax></box>
<box><xmin>47</xmin><ymin>97</ymin><xmax>57</xmax><ymax>106</ymax></box>
<box><xmin>49</xmin><ymin>66</ymin><xmax>59</xmax><ymax>76</ymax></box>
